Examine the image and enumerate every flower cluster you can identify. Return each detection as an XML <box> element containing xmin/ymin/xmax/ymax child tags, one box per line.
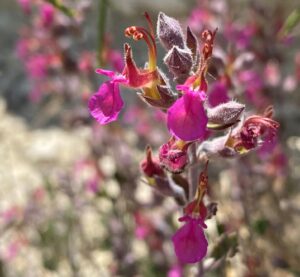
<box><xmin>88</xmin><ymin>12</ymin><xmax>280</xmax><ymax>265</ymax></box>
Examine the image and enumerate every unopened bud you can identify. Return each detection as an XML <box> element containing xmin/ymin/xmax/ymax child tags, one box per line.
<box><xmin>140</xmin><ymin>146</ymin><xmax>164</xmax><ymax>177</ymax></box>
<box><xmin>157</xmin><ymin>12</ymin><xmax>185</xmax><ymax>50</ymax></box>
<box><xmin>164</xmin><ymin>46</ymin><xmax>193</xmax><ymax>80</ymax></box>
<box><xmin>186</xmin><ymin>26</ymin><xmax>199</xmax><ymax>63</ymax></box>
<box><xmin>207</xmin><ymin>101</ymin><xmax>245</xmax><ymax>130</ymax></box>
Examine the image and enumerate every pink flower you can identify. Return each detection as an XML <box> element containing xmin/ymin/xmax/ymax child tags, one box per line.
<box><xmin>208</xmin><ymin>81</ymin><xmax>229</xmax><ymax>107</ymax></box>
<box><xmin>134</xmin><ymin>212</ymin><xmax>153</xmax><ymax>239</ymax></box>
<box><xmin>167</xmin><ymin>90</ymin><xmax>208</xmax><ymax>141</ymax></box>
<box><xmin>238</xmin><ymin>70</ymin><xmax>268</xmax><ymax>108</ymax></box>
<box><xmin>89</xmin><ymin>80</ymin><xmax>124</xmax><ymax>124</ymax></box>
<box><xmin>172</xmin><ymin>215</ymin><xmax>208</xmax><ymax>264</ymax></box>
<box><xmin>18</xmin><ymin>0</ymin><xmax>31</xmax><ymax>14</ymax></box>
<box><xmin>107</xmin><ymin>49</ymin><xmax>124</xmax><ymax>73</ymax></box>
<box><xmin>40</xmin><ymin>3</ymin><xmax>55</xmax><ymax>28</ymax></box>
<box><xmin>167</xmin><ymin>265</ymin><xmax>182</xmax><ymax>277</ymax></box>
<box><xmin>224</xmin><ymin>23</ymin><xmax>256</xmax><ymax>49</ymax></box>
<box><xmin>16</xmin><ymin>39</ymin><xmax>30</xmax><ymax>60</ymax></box>
<box><xmin>26</xmin><ymin>54</ymin><xmax>49</xmax><ymax>79</ymax></box>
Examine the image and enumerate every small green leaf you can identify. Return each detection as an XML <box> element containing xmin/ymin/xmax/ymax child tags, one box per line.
<box><xmin>279</xmin><ymin>9</ymin><xmax>300</xmax><ymax>37</ymax></box>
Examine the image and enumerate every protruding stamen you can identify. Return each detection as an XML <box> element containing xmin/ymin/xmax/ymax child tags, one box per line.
<box><xmin>125</xmin><ymin>26</ymin><xmax>137</xmax><ymax>37</ymax></box>
<box><xmin>144</xmin><ymin>12</ymin><xmax>155</xmax><ymax>39</ymax></box>
<box><xmin>124</xmin><ymin>13</ymin><xmax>157</xmax><ymax>70</ymax></box>
<box><xmin>133</xmin><ymin>31</ymin><xmax>144</xmax><ymax>40</ymax></box>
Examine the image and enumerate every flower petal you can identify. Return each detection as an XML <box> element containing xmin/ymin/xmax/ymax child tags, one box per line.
<box><xmin>88</xmin><ymin>81</ymin><xmax>124</xmax><ymax>125</ymax></box>
<box><xmin>172</xmin><ymin>218</ymin><xmax>208</xmax><ymax>264</ymax></box>
<box><xmin>167</xmin><ymin>91</ymin><xmax>208</xmax><ymax>141</ymax></box>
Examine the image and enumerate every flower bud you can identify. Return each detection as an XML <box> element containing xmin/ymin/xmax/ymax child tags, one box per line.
<box><xmin>186</xmin><ymin>26</ymin><xmax>199</xmax><ymax>64</ymax></box>
<box><xmin>197</xmin><ymin>135</ymin><xmax>237</xmax><ymax>160</ymax></box>
<box><xmin>157</xmin><ymin>12</ymin><xmax>185</xmax><ymax>50</ymax></box>
<box><xmin>140</xmin><ymin>146</ymin><xmax>164</xmax><ymax>177</ymax></box>
<box><xmin>207</xmin><ymin>101</ymin><xmax>245</xmax><ymax>130</ymax></box>
<box><xmin>164</xmin><ymin>46</ymin><xmax>193</xmax><ymax>81</ymax></box>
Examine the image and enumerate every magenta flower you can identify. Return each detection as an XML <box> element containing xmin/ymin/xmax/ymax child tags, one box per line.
<box><xmin>167</xmin><ymin>265</ymin><xmax>182</xmax><ymax>277</ymax></box>
<box><xmin>26</xmin><ymin>54</ymin><xmax>49</xmax><ymax>79</ymax></box>
<box><xmin>89</xmin><ymin>81</ymin><xmax>124</xmax><ymax>124</ymax></box>
<box><xmin>18</xmin><ymin>0</ymin><xmax>31</xmax><ymax>14</ymax></box>
<box><xmin>208</xmin><ymin>81</ymin><xmax>229</xmax><ymax>107</ymax></box>
<box><xmin>40</xmin><ymin>3</ymin><xmax>55</xmax><ymax>28</ymax></box>
<box><xmin>167</xmin><ymin>90</ymin><xmax>208</xmax><ymax>141</ymax></box>
<box><xmin>172</xmin><ymin>215</ymin><xmax>208</xmax><ymax>264</ymax></box>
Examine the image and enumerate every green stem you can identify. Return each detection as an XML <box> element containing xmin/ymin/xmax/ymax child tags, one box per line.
<box><xmin>97</xmin><ymin>0</ymin><xmax>108</xmax><ymax>66</ymax></box>
<box><xmin>45</xmin><ymin>0</ymin><xmax>74</xmax><ymax>18</ymax></box>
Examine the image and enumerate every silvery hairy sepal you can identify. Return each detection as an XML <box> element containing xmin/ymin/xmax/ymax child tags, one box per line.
<box><xmin>150</xmin><ymin>175</ymin><xmax>187</xmax><ymax>205</ymax></box>
<box><xmin>186</xmin><ymin>26</ymin><xmax>199</xmax><ymax>65</ymax></box>
<box><xmin>137</xmin><ymin>85</ymin><xmax>177</xmax><ymax>109</ymax></box>
<box><xmin>157</xmin><ymin>12</ymin><xmax>185</xmax><ymax>50</ymax></box>
<box><xmin>207</xmin><ymin>101</ymin><xmax>245</xmax><ymax>130</ymax></box>
<box><xmin>197</xmin><ymin>135</ymin><xmax>237</xmax><ymax>160</ymax></box>
<box><xmin>164</xmin><ymin>46</ymin><xmax>193</xmax><ymax>80</ymax></box>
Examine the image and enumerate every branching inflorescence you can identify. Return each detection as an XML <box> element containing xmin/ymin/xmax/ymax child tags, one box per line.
<box><xmin>88</xmin><ymin>12</ymin><xmax>279</xmax><ymax>265</ymax></box>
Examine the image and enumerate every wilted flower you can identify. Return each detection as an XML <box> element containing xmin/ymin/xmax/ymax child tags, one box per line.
<box><xmin>159</xmin><ymin>137</ymin><xmax>190</xmax><ymax>173</ymax></box>
<box><xmin>140</xmin><ymin>146</ymin><xmax>164</xmax><ymax>177</ymax></box>
<box><xmin>236</xmin><ymin>114</ymin><xmax>280</xmax><ymax>151</ymax></box>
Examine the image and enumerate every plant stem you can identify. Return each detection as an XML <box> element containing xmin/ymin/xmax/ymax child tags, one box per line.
<box><xmin>97</xmin><ymin>0</ymin><xmax>108</xmax><ymax>66</ymax></box>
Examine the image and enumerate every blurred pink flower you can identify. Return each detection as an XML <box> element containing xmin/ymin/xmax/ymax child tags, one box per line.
<box><xmin>79</xmin><ymin>52</ymin><xmax>96</xmax><ymax>74</ymax></box>
<box><xmin>264</xmin><ymin>61</ymin><xmax>281</xmax><ymax>87</ymax></box>
<box><xmin>167</xmin><ymin>265</ymin><xmax>182</xmax><ymax>277</ymax></box>
<box><xmin>1</xmin><ymin>206</ymin><xmax>22</xmax><ymax>225</ymax></box>
<box><xmin>16</xmin><ymin>39</ymin><xmax>30</xmax><ymax>60</ymax></box>
<box><xmin>134</xmin><ymin>212</ymin><xmax>152</xmax><ymax>239</ymax></box>
<box><xmin>224</xmin><ymin>23</ymin><xmax>256</xmax><ymax>49</ymax></box>
<box><xmin>107</xmin><ymin>49</ymin><xmax>124</xmax><ymax>73</ymax></box>
<box><xmin>18</xmin><ymin>0</ymin><xmax>31</xmax><ymax>14</ymax></box>
<box><xmin>238</xmin><ymin>70</ymin><xmax>268</xmax><ymax>108</ymax></box>
<box><xmin>40</xmin><ymin>3</ymin><xmax>55</xmax><ymax>28</ymax></box>
<box><xmin>26</xmin><ymin>54</ymin><xmax>49</xmax><ymax>79</ymax></box>
<box><xmin>208</xmin><ymin>81</ymin><xmax>229</xmax><ymax>107</ymax></box>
